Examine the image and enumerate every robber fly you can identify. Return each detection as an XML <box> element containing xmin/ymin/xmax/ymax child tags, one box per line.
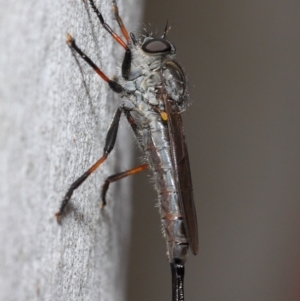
<box><xmin>56</xmin><ymin>1</ymin><xmax>198</xmax><ymax>300</ymax></box>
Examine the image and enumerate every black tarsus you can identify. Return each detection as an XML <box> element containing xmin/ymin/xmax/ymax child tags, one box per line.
<box><xmin>86</xmin><ymin>0</ymin><xmax>112</xmax><ymax>34</ymax></box>
<box><xmin>56</xmin><ymin>171</ymin><xmax>90</xmax><ymax>221</ymax></box>
<box><xmin>171</xmin><ymin>259</ymin><xmax>185</xmax><ymax>301</ymax></box>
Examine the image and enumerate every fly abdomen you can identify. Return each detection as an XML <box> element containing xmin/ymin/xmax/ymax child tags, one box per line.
<box><xmin>159</xmin><ymin>191</ymin><xmax>189</xmax><ymax>262</ymax></box>
<box><xmin>141</xmin><ymin>116</ymin><xmax>189</xmax><ymax>262</ymax></box>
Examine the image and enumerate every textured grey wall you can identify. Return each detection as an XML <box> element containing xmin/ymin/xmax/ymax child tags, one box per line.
<box><xmin>0</xmin><ymin>0</ymin><xmax>142</xmax><ymax>300</ymax></box>
<box><xmin>128</xmin><ymin>1</ymin><xmax>300</xmax><ymax>301</ymax></box>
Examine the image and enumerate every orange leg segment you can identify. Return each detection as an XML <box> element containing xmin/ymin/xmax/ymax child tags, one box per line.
<box><xmin>101</xmin><ymin>164</ymin><xmax>148</xmax><ymax>208</ymax></box>
<box><xmin>112</xmin><ymin>0</ymin><xmax>130</xmax><ymax>42</ymax></box>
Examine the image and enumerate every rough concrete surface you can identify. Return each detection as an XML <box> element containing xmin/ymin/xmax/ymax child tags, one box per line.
<box><xmin>0</xmin><ymin>0</ymin><xmax>143</xmax><ymax>300</ymax></box>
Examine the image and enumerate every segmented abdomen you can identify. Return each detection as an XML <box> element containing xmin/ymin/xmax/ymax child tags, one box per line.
<box><xmin>141</xmin><ymin>112</ymin><xmax>189</xmax><ymax>262</ymax></box>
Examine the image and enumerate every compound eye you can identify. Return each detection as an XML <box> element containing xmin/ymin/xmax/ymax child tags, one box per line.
<box><xmin>141</xmin><ymin>38</ymin><xmax>173</xmax><ymax>55</ymax></box>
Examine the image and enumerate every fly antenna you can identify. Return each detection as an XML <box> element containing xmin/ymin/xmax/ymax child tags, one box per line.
<box><xmin>161</xmin><ymin>20</ymin><xmax>171</xmax><ymax>39</ymax></box>
<box><xmin>130</xmin><ymin>32</ymin><xmax>137</xmax><ymax>45</ymax></box>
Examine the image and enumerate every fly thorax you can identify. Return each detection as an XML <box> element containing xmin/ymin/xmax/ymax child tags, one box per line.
<box><xmin>162</xmin><ymin>60</ymin><xmax>187</xmax><ymax>106</ymax></box>
<box><xmin>135</xmin><ymin>70</ymin><xmax>162</xmax><ymax>106</ymax></box>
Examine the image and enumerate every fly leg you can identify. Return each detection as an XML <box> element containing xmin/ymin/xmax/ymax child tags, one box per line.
<box><xmin>66</xmin><ymin>34</ymin><xmax>123</xmax><ymax>93</ymax></box>
<box><xmin>171</xmin><ymin>259</ymin><xmax>185</xmax><ymax>301</ymax></box>
<box><xmin>55</xmin><ymin>107</ymin><xmax>123</xmax><ymax>222</ymax></box>
<box><xmin>101</xmin><ymin>164</ymin><xmax>148</xmax><ymax>209</ymax></box>
<box><xmin>112</xmin><ymin>0</ymin><xmax>130</xmax><ymax>42</ymax></box>
<box><xmin>84</xmin><ymin>0</ymin><xmax>132</xmax><ymax>79</ymax></box>
<box><xmin>100</xmin><ymin>108</ymin><xmax>147</xmax><ymax>207</ymax></box>
<box><xmin>123</xmin><ymin>109</ymin><xmax>144</xmax><ymax>148</ymax></box>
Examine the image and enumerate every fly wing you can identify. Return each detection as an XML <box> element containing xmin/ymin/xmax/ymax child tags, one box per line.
<box><xmin>165</xmin><ymin>99</ymin><xmax>199</xmax><ymax>255</ymax></box>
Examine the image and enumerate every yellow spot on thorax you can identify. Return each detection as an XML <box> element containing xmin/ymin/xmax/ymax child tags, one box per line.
<box><xmin>160</xmin><ymin>111</ymin><xmax>168</xmax><ymax>121</ymax></box>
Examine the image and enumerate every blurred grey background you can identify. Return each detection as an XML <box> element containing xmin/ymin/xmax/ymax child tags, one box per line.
<box><xmin>127</xmin><ymin>1</ymin><xmax>300</xmax><ymax>301</ymax></box>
